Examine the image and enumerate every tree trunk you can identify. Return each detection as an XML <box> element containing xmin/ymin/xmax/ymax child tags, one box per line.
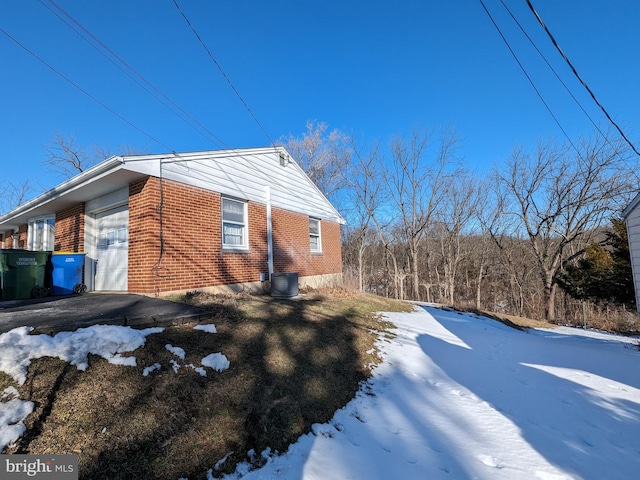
<box><xmin>545</xmin><ymin>282</ymin><xmax>557</xmax><ymax>322</ymax></box>
<box><xmin>357</xmin><ymin>243</ymin><xmax>365</xmax><ymax>292</ymax></box>
<box><xmin>412</xmin><ymin>245</ymin><xmax>420</xmax><ymax>301</ymax></box>
<box><xmin>475</xmin><ymin>262</ymin><xmax>485</xmax><ymax>310</ymax></box>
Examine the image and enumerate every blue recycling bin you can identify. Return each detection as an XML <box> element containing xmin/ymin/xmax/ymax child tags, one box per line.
<box><xmin>50</xmin><ymin>252</ymin><xmax>87</xmax><ymax>295</ymax></box>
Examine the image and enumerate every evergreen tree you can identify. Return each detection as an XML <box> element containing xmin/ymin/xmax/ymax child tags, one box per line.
<box><xmin>556</xmin><ymin>219</ymin><xmax>635</xmax><ymax>307</ymax></box>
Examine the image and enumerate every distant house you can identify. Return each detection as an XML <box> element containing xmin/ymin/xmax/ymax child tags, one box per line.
<box><xmin>623</xmin><ymin>192</ymin><xmax>640</xmax><ymax>314</ymax></box>
<box><xmin>0</xmin><ymin>147</ymin><xmax>344</xmax><ymax>296</ymax></box>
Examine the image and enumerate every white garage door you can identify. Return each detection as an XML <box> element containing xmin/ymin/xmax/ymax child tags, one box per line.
<box><xmin>95</xmin><ymin>204</ymin><xmax>128</xmax><ymax>291</ymax></box>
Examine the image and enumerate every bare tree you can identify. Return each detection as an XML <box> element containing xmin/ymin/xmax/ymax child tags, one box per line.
<box><xmin>343</xmin><ymin>138</ymin><xmax>385</xmax><ymax>292</ymax></box>
<box><xmin>43</xmin><ymin>133</ymin><xmax>92</xmax><ymax>179</ymax></box>
<box><xmin>0</xmin><ymin>180</ymin><xmax>35</xmax><ymax>214</ymax></box>
<box><xmin>467</xmin><ymin>181</ymin><xmax>504</xmax><ymax>310</ymax></box>
<box><xmin>43</xmin><ymin>132</ymin><xmax>140</xmax><ymax>180</ymax></box>
<box><xmin>435</xmin><ymin>173</ymin><xmax>481</xmax><ymax>304</ymax></box>
<box><xmin>282</xmin><ymin>121</ymin><xmax>351</xmax><ymax>201</ymax></box>
<box><xmin>492</xmin><ymin>134</ymin><xmax>634</xmax><ymax>321</ymax></box>
<box><xmin>384</xmin><ymin>128</ymin><xmax>461</xmax><ymax>301</ymax></box>
<box><xmin>370</xmin><ymin>208</ymin><xmax>403</xmax><ymax>300</ymax></box>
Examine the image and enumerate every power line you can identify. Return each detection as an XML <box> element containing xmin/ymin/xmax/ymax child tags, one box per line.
<box><xmin>41</xmin><ymin>0</ymin><xmax>229</xmax><ymax>150</ymax></box>
<box><xmin>32</xmin><ymin>2</ymin><xmax>305</xmax><ymax>203</ymax></box>
<box><xmin>171</xmin><ymin>0</ymin><xmax>274</xmax><ymax>146</ymax></box>
<box><xmin>0</xmin><ymin>26</ymin><xmax>176</xmax><ymax>154</ymax></box>
<box><xmin>44</xmin><ymin>0</ymin><xmax>282</xmax><ymax>174</ymax></box>
<box><xmin>498</xmin><ymin>0</ymin><xmax>608</xmax><ymax>142</ymax></box>
<box><xmin>477</xmin><ymin>0</ymin><xmax>580</xmax><ymax>155</ymax></box>
<box><xmin>525</xmin><ymin>0</ymin><xmax>640</xmax><ymax>156</ymax></box>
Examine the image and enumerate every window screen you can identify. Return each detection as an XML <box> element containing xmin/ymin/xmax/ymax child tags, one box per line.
<box><xmin>222</xmin><ymin>198</ymin><xmax>247</xmax><ymax>247</ymax></box>
<box><xmin>309</xmin><ymin>218</ymin><xmax>321</xmax><ymax>252</ymax></box>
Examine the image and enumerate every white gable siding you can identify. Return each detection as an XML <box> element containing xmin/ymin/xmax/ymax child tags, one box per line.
<box><xmin>625</xmin><ymin>202</ymin><xmax>640</xmax><ymax>314</ymax></box>
<box><xmin>122</xmin><ymin>148</ymin><xmax>344</xmax><ymax>224</ymax></box>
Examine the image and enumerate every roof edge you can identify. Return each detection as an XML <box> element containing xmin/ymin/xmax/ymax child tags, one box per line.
<box><xmin>120</xmin><ymin>146</ymin><xmax>286</xmax><ymax>163</ymax></box>
<box><xmin>623</xmin><ymin>191</ymin><xmax>640</xmax><ymax>219</ymax></box>
<box><xmin>0</xmin><ymin>156</ymin><xmax>124</xmax><ymax>225</ymax></box>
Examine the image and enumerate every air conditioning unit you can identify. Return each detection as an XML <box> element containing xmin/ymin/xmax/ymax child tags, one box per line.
<box><xmin>270</xmin><ymin>272</ymin><xmax>299</xmax><ymax>298</ymax></box>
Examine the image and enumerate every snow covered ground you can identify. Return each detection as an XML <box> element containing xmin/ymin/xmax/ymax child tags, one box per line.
<box><xmin>220</xmin><ymin>305</ymin><xmax>640</xmax><ymax>480</ymax></box>
<box><xmin>1</xmin><ymin>305</ymin><xmax>639</xmax><ymax>479</ymax></box>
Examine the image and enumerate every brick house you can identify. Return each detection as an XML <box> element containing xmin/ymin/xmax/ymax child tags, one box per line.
<box><xmin>0</xmin><ymin>147</ymin><xmax>345</xmax><ymax>296</ymax></box>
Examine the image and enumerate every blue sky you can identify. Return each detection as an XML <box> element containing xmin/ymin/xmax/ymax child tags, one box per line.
<box><xmin>1</xmin><ymin>0</ymin><xmax>639</xmax><ymax>191</ymax></box>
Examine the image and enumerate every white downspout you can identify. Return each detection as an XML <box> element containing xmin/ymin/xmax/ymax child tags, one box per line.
<box><xmin>266</xmin><ymin>186</ymin><xmax>274</xmax><ymax>279</ymax></box>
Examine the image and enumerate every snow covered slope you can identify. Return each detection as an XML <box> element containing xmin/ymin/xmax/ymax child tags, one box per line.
<box><xmin>222</xmin><ymin>305</ymin><xmax>640</xmax><ymax>480</ymax></box>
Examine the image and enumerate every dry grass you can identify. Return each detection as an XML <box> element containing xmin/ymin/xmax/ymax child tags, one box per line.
<box><xmin>471</xmin><ymin>309</ymin><xmax>557</xmax><ymax>330</ymax></box>
<box><xmin>1</xmin><ymin>289</ymin><xmax>411</xmax><ymax>479</ymax></box>
<box><xmin>436</xmin><ymin>303</ymin><xmax>556</xmax><ymax>331</ymax></box>
<box><xmin>457</xmin><ymin>305</ymin><xmax>639</xmax><ymax>335</ymax></box>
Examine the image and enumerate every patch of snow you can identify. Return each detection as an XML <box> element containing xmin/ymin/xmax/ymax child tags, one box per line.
<box><xmin>0</xmin><ymin>393</ymin><xmax>34</xmax><ymax>451</ymax></box>
<box><xmin>166</xmin><ymin>344</ymin><xmax>186</xmax><ymax>360</ymax></box>
<box><xmin>0</xmin><ymin>325</ymin><xmax>163</xmax><ymax>385</ymax></box>
<box><xmin>194</xmin><ymin>324</ymin><xmax>217</xmax><ymax>333</ymax></box>
<box><xmin>185</xmin><ymin>364</ymin><xmax>207</xmax><ymax>377</ymax></box>
<box><xmin>170</xmin><ymin>359</ymin><xmax>181</xmax><ymax>373</ymax></box>
<box><xmin>201</xmin><ymin>353</ymin><xmax>230</xmax><ymax>372</ymax></box>
<box><xmin>143</xmin><ymin>363</ymin><xmax>161</xmax><ymax>377</ymax></box>
<box><xmin>1</xmin><ymin>387</ymin><xmax>19</xmax><ymax>400</ymax></box>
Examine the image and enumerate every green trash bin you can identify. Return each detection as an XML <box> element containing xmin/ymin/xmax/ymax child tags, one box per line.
<box><xmin>0</xmin><ymin>249</ymin><xmax>50</xmax><ymax>300</ymax></box>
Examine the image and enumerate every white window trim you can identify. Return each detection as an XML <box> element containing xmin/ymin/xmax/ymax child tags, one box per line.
<box><xmin>222</xmin><ymin>197</ymin><xmax>249</xmax><ymax>249</ymax></box>
<box><xmin>27</xmin><ymin>215</ymin><xmax>55</xmax><ymax>251</ymax></box>
<box><xmin>309</xmin><ymin>218</ymin><xmax>322</xmax><ymax>253</ymax></box>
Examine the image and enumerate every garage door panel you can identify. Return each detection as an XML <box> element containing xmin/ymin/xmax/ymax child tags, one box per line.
<box><xmin>95</xmin><ymin>205</ymin><xmax>128</xmax><ymax>291</ymax></box>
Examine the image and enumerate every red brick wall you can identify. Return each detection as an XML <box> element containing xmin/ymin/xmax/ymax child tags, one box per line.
<box><xmin>3</xmin><ymin>226</ymin><xmax>28</xmax><ymax>249</ymax></box>
<box><xmin>271</xmin><ymin>208</ymin><xmax>342</xmax><ymax>276</ymax></box>
<box><xmin>55</xmin><ymin>203</ymin><xmax>85</xmax><ymax>251</ymax></box>
<box><xmin>127</xmin><ymin>176</ymin><xmax>342</xmax><ymax>294</ymax></box>
<box><xmin>16</xmin><ymin>225</ymin><xmax>27</xmax><ymax>249</ymax></box>
<box><xmin>2</xmin><ymin>230</ymin><xmax>13</xmax><ymax>248</ymax></box>
<box><xmin>128</xmin><ymin>177</ymin><xmax>270</xmax><ymax>294</ymax></box>
<box><xmin>128</xmin><ymin>177</ymin><xmax>162</xmax><ymax>293</ymax></box>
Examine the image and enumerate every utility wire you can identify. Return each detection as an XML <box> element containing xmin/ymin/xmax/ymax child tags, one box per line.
<box><xmin>41</xmin><ymin>1</ymin><xmax>305</xmax><ymax>209</ymax></box>
<box><xmin>498</xmin><ymin>0</ymin><xmax>608</xmax><ymax>142</ymax></box>
<box><xmin>525</xmin><ymin>0</ymin><xmax>640</xmax><ymax>156</ymax></box>
<box><xmin>42</xmin><ymin>0</ymin><xmax>228</xmax><ymax>150</ymax></box>
<box><xmin>0</xmin><ymin>26</ymin><xmax>176</xmax><ymax>154</ymax></box>
<box><xmin>477</xmin><ymin>0</ymin><xmax>580</xmax><ymax>155</ymax></box>
<box><xmin>6</xmin><ymin>3</ymin><xmax>325</xmax><ymax>217</ymax></box>
<box><xmin>171</xmin><ymin>0</ymin><xmax>274</xmax><ymax>146</ymax></box>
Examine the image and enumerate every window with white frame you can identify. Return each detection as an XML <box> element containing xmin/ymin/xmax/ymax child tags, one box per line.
<box><xmin>309</xmin><ymin>218</ymin><xmax>321</xmax><ymax>252</ymax></box>
<box><xmin>222</xmin><ymin>197</ymin><xmax>248</xmax><ymax>248</ymax></box>
<box><xmin>27</xmin><ymin>215</ymin><xmax>55</xmax><ymax>251</ymax></box>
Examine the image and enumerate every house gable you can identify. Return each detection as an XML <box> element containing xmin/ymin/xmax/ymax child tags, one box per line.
<box><xmin>119</xmin><ymin>147</ymin><xmax>345</xmax><ymax>225</ymax></box>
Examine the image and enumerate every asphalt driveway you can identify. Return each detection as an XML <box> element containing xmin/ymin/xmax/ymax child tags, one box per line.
<box><xmin>0</xmin><ymin>293</ymin><xmax>208</xmax><ymax>335</ymax></box>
